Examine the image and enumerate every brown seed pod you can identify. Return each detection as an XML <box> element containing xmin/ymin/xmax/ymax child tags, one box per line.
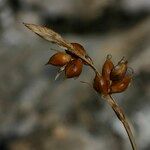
<box><xmin>66</xmin><ymin>43</ymin><xmax>93</xmax><ymax>65</ymax></box>
<box><xmin>46</xmin><ymin>52</ymin><xmax>72</xmax><ymax>66</ymax></box>
<box><xmin>93</xmin><ymin>73</ymin><xmax>109</xmax><ymax>96</ymax></box>
<box><xmin>110</xmin><ymin>75</ymin><xmax>132</xmax><ymax>94</ymax></box>
<box><xmin>71</xmin><ymin>43</ymin><xmax>86</xmax><ymax>56</ymax></box>
<box><xmin>65</xmin><ymin>58</ymin><xmax>83</xmax><ymax>78</ymax></box>
<box><xmin>110</xmin><ymin>57</ymin><xmax>128</xmax><ymax>81</ymax></box>
<box><xmin>102</xmin><ymin>54</ymin><xmax>114</xmax><ymax>84</ymax></box>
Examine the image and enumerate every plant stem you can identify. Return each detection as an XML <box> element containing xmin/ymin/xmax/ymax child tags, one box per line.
<box><xmin>104</xmin><ymin>94</ymin><xmax>137</xmax><ymax>150</ymax></box>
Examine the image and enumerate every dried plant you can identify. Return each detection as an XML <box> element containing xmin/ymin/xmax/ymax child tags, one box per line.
<box><xmin>24</xmin><ymin>23</ymin><xmax>137</xmax><ymax>150</ymax></box>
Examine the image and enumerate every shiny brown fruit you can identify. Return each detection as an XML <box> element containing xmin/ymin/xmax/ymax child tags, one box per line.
<box><xmin>102</xmin><ymin>55</ymin><xmax>114</xmax><ymax>85</ymax></box>
<box><xmin>65</xmin><ymin>58</ymin><xmax>83</xmax><ymax>78</ymax></box>
<box><xmin>110</xmin><ymin>75</ymin><xmax>132</xmax><ymax>94</ymax></box>
<box><xmin>67</xmin><ymin>42</ymin><xmax>93</xmax><ymax>65</ymax></box>
<box><xmin>71</xmin><ymin>43</ymin><xmax>86</xmax><ymax>56</ymax></box>
<box><xmin>110</xmin><ymin>58</ymin><xmax>128</xmax><ymax>81</ymax></box>
<box><xmin>46</xmin><ymin>52</ymin><xmax>72</xmax><ymax>66</ymax></box>
<box><xmin>93</xmin><ymin>73</ymin><xmax>109</xmax><ymax>96</ymax></box>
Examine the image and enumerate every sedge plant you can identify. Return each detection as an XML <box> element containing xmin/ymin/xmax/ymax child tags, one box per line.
<box><xmin>24</xmin><ymin>23</ymin><xmax>137</xmax><ymax>150</ymax></box>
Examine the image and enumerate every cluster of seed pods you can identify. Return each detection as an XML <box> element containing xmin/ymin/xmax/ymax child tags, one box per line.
<box><xmin>47</xmin><ymin>43</ymin><xmax>133</xmax><ymax>96</ymax></box>
<box><xmin>46</xmin><ymin>43</ymin><xmax>91</xmax><ymax>79</ymax></box>
<box><xmin>93</xmin><ymin>55</ymin><xmax>133</xmax><ymax>96</ymax></box>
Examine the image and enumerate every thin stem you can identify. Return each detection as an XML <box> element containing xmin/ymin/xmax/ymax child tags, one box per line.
<box><xmin>104</xmin><ymin>94</ymin><xmax>137</xmax><ymax>150</ymax></box>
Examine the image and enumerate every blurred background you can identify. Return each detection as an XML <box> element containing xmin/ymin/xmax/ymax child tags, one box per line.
<box><xmin>0</xmin><ymin>0</ymin><xmax>150</xmax><ymax>150</ymax></box>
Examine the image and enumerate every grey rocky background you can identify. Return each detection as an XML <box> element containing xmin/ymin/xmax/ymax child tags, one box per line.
<box><xmin>0</xmin><ymin>0</ymin><xmax>150</xmax><ymax>150</ymax></box>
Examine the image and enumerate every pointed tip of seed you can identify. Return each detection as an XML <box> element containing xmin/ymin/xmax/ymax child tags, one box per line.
<box><xmin>107</xmin><ymin>54</ymin><xmax>112</xmax><ymax>59</ymax></box>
